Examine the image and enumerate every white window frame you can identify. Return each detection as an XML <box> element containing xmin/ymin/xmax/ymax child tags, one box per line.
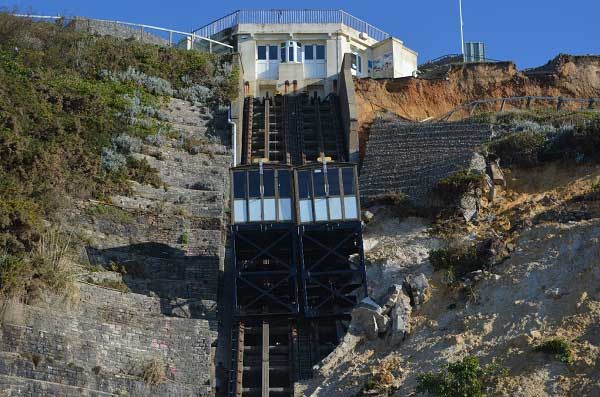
<box><xmin>351</xmin><ymin>52</ymin><xmax>363</xmax><ymax>76</ymax></box>
<box><xmin>280</xmin><ymin>41</ymin><xmax>302</xmax><ymax>63</ymax></box>
<box><xmin>256</xmin><ymin>44</ymin><xmax>279</xmax><ymax>80</ymax></box>
<box><xmin>304</xmin><ymin>43</ymin><xmax>326</xmax><ymax>79</ymax></box>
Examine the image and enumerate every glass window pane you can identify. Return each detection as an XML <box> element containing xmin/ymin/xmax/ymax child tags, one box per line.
<box><xmin>234</xmin><ymin>199</ymin><xmax>247</xmax><ymax>223</ymax></box>
<box><xmin>297</xmin><ymin>46</ymin><xmax>302</xmax><ymax>62</ymax></box>
<box><xmin>279</xmin><ymin>198</ymin><xmax>292</xmax><ymax>221</ymax></box>
<box><xmin>316</xmin><ymin>45</ymin><xmax>325</xmax><ymax>60</ymax></box>
<box><xmin>305</xmin><ymin>45</ymin><xmax>314</xmax><ymax>60</ymax></box>
<box><xmin>327</xmin><ymin>168</ymin><xmax>340</xmax><ymax>196</ymax></box>
<box><xmin>357</xmin><ymin>55</ymin><xmax>362</xmax><ymax>73</ymax></box>
<box><xmin>280</xmin><ymin>47</ymin><xmax>286</xmax><ymax>62</ymax></box>
<box><xmin>313</xmin><ymin>169</ymin><xmax>326</xmax><ymax>197</ymax></box>
<box><xmin>269</xmin><ymin>45</ymin><xmax>278</xmax><ymax>60</ymax></box>
<box><xmin>314</xmin><ymin>198</ymin><xmax>328</xmax><ymax>221</ymax></box>
<box><xmin>288</xmin><ymin>47</ymin><xmax>294</xmax><ymax>62</ymax></box>
<box><xmin>263</xmin><ymin>198</ymin><xmax>276</xmax><ymax>221</ymax></box>
<box><xmin>299</xmin><ymin>200</ymin><xmax>313</xmax><ymax>223</ymax></box>
<box><xmin>249</xmin><ymin>171</ymin><xmax>260</xmax><ymax>198</ymax></box>
<box><xmin>298</xmin><ymin>171</ymin><xmax>311</xmax><ymax>199</ymax></box>
<box><xmin>249</xmin><ymin>198</ymin><xmax>261</xmax><ymax>221</ymax></box>
<box><xmin>257</xmin><ymin>46</ymin><xmax>267</xmax><ymax>60</ymax></box>
<box><xmin>263</xmin><ymin>169</ymin><xmax>275</xmax><ymax>197</ymax></box>
<box><xmin>233</xmin><ymin>171</ymin><xmax>246</xmax><ymax>199</ymax></box>
<box><xmin>278</xmin><ymin>170</ymin><xmax>291</xmax><ymax>198</ymax></box>
<box><xmin>342</xmin><ymin>168</ymin><xmax>355</xmax><ymax>195</ymax></box>
<box><xmin>344</xmin><ymin>196</ymin><xmax>358</xmax><ymax>219</ymax></box>
<box><xmin>328</xmin><ymin>197</ymin><xmax>342</xmax><ymax>220</ymax></box>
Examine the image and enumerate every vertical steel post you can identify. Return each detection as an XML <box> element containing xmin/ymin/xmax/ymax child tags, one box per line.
<box><xmin>459</xmin><ymin>0</ymin><xmax>465</xmax><ymax>62</ymax></box>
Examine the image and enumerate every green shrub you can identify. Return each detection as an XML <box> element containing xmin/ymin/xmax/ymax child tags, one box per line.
<box><xmin>416</xmin><ymin>356</ymin><xmax>505</xmax><ymax>397</ymax></box>
<box><xmin>182</xmin><ymin>136</ymin><xmax>208</xmax><ymax>155</ymax></box>
<box><xmin>0</xmin><ymin>229</ymin><xmax>74</xmax><ymax>302</ymax></box>
<box><xmin>434</xmin><ymin>170</ymin><xmax>485</xmax><ymax>205</ymax></box>
<box><xmin>470</xmin><ymin>109</ymin><xmax>600</xmax><ymax>128</ymax></box>
<box><xmin>534</xmin><ymin>338</ymin><xmax>573</xmax><ymax>363</ymax></box>
<box><xmin>543</xmin><ymin>119</ymin><xmax>600</xmax><ymax>162</ymax></box>
<box><xmin>0</xmin><ymin>199</ymin><xmax>43</xmax><ymax>253</ymax></box>
<box><xmin>85</xmin><ymin>277</ymin><xmax>129</xmax><ymax>293</ymax></box>
<box><xmin>429</xmin><ymin>245</ymin><xmax>487</xmax><ymax>279</ymax></box>
<box><xmin>487</xmin><ymin>131</ymin><xmax>546</xmax><ymax>168</ymax></box>
<box><xmin>126</xmin><ymin>157</ymin><xmax>162</xmax><ymax>188</ymax></box>
<box><xmin>86</xmin><ymin>204</ymin><xmax>134</xmax><ymax>224</ymax></box>
<box><xmin>141</xmin><ymin>358</ymin><xmax>166</xmax><ymax>386</ymax></box>
<box><xmin>179</xmin><ymin>231</ymin><xmax>189</xmax><ymax>245</ymax></box>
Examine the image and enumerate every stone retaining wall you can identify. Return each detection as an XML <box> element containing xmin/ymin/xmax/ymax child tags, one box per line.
<box><xmin>360</xmin><ymin>116</ymin><xmax>493</xmax><ymax>204</ymax></box>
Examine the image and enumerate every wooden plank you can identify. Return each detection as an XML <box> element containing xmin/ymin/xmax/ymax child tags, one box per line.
<box><xmin>262</xmin><ymin>321</ymin><xmax>270</xmax><ymax>397</ymax></box>
<box><xmin>236</xmin><ymin>321</ymin><xmax>245</xmax><ymax>397</ymax></box>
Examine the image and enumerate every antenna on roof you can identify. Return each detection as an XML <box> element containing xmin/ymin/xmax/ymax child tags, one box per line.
<box><xmin>459</xmin><ymin>0</ymin><xmax>465</xmax><ymax>62</ymax></box>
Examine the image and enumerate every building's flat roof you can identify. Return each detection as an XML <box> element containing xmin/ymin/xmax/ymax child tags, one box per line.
<box><xmin>193</xmin><ymin>9</ymin><xmax>391</xmax><ymax>42</ymax></box>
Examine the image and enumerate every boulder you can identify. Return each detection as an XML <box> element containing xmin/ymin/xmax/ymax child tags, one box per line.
<box><xmin>351</xmin><ymin>297</ymin><xmax>389</xmax><ymax>339</ymax></box>
<box><xmin>460</xmin><ymin>192</ymin><xmax>479</xmax><ymax>221</ymax></box>
<box><xmin>362</xmin><ymin>210</ymin><xmax>375</xmax><ymax>223</ymax></box>
<box><xmin>404</xmin><ymin>273</ymin><xmax>430</xmax><ymax>307</ymax></box>
<box><xmin>490</xmin><ymin>161</ymin><xmax>506</xmax><ymax>186</ymax></box>
<box><xmin>390</xmin><ymin>292</ymin><xmax>412</xmax><ymax>343</ymax></box>
<box><xmin>380</xmin><ymin>284</ymin><xmax>404</xmax><ymax>315</ymax></box>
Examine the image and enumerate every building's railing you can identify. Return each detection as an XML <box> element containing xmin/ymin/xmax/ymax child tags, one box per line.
<box><xmin>193</xmin><ymin>9</ymin><xmax>391</xmax><ymax>42</ymax></box>
<box><xmin>12</xmin><ymin>14</ymin><xmax>233</xmax><ymax>53</ymax></box>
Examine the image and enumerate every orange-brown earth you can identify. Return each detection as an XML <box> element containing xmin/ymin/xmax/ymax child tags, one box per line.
<box><xmin>354</xmin><ymin>54</ymin><xmax>600</xmax><ymax>158</ymax></box>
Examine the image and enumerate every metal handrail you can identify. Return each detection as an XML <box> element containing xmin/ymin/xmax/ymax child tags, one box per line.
<box><xmin>419</xmin><ymin>54</ymin><xmax>463</xmax><ymax>67</ymax></box>
<box><xmin>12</xmin><ymin>14</ymin><xmax>233</xmax><ymax>51</ymax></box>
<box><xmin>435</xmin><ymin>96</ymin><xmax>600</xmax><ymax>122</ymax></box>
<box><xmin>193</xmin><ymin>9</ymin><xmax>391</xmax><ymax>42</ymax></box>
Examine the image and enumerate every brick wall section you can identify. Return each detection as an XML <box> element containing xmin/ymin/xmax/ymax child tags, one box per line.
<box><xmin>360</xmin><ymin>117</ymin><xmax>493</xmax><ymax>204</ymax></box>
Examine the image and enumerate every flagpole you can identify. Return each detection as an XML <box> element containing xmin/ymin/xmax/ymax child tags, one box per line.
<box><xmin>459</xmin><ymin>0</ymin><xmax>465</xmax><ymax>61</ymax></box>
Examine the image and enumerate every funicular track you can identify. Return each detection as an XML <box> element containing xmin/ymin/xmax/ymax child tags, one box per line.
<box><xmin>229</xmin><ymin>93</ymin><xmax>365</xmax><ymax>397</ymax></box>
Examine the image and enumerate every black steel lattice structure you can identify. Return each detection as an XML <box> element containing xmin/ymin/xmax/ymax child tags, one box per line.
<box><xmin>228</xmin><ymin>93</ymin><xmax>366</xmax><ymax>397</ymax></box>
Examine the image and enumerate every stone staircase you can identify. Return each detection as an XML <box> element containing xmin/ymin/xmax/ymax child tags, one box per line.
<box><xmin>0</xmin><ymin>98</ymin><xmax>231</xmax><ymax>396</ymax></box>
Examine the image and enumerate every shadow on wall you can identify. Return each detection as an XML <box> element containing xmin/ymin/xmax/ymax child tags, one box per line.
<box><xmin>86</xmin><ymin>242</ymin><xmax>219</xmax><ymax>321</ymax></box>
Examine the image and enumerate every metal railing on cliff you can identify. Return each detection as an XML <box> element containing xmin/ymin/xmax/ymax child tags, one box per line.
<box><xmin>12</xmin><ymin>14</ymin><xmax>234</xmax><ymax>53</ymax></box>
<box><xmin>435</xmin><ymin>96</ymin><xmax>600</xmax><ymax>122</ymax></box>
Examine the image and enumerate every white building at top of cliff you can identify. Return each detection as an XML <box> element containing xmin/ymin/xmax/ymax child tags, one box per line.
<box><xmin>193</xmin><ymin>9</ymin><xmax>418</xmax><ymax>98</ymax></box>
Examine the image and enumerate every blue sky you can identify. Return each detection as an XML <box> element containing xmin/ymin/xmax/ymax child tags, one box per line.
<box><xmin>4</xmin><ymin>0</ymin><xmax>598</xmax><ymax>68</ymax></box>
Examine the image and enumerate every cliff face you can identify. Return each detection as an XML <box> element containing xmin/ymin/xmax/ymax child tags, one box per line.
<box><xmin>0</xmin><ymin>14</ymin><xmax>236</xmax><ymax>396</ymax></box>
<box><xmin>0</xmin><ymin>97</ymin><xmax>231</xmax><ymax>397</ymax></box>
<box><xmin>354</xmin><ymin>55</ymin><xmax>600</xmax><ymax>159</ymax></box>
<box><xmin>301</xmin><ymin>161</ymin><xmax>600</xmax><ymax>397</ymax></box>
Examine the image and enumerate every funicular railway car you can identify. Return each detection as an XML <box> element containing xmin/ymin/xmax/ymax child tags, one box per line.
<box><xmin>231</xmin><ymin>162</ymin><xmax>298</xmax><ymax>317</ymax></box>
<box><xmin>294</xmin><ymin>162</ymin><xmax>366</xmax><ymax>318</ymax></box>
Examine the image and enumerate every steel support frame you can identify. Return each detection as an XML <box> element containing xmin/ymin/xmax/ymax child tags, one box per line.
<box><xmin>298</xmin><ymin>222</ymin><xmax>367</xmax><ymax>318</ymax></box>
<box><xmin>232</xmin><ymin>224</ymin><xmax>299</xmax><ymax>317</ymax></box>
